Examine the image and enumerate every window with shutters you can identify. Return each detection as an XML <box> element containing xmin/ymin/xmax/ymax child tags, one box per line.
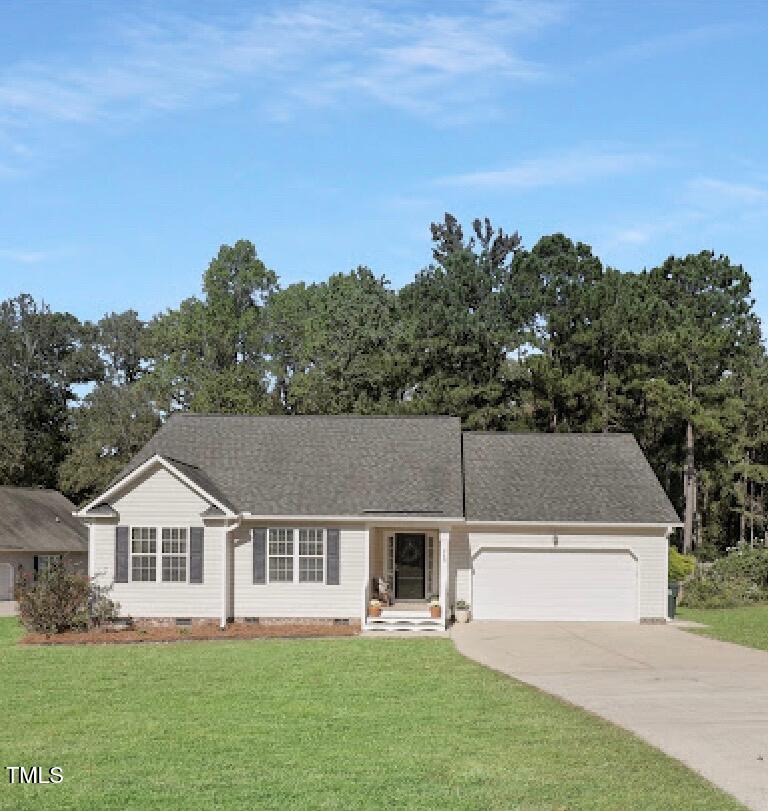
<box><xmin>131</xmin><ymin>527</ymin><xmax>157</xmax><ymax>582</ymax></box>
<box><xmin>265</xmin><ymin>528</ymin><xmax>327</xmax><ymax>583</ymax></box>
<box><xmin>129</xmin><ymin>526</ymin><xmax>193</xmax><ymax>584</ymax></box>
<box><xmin>268</xmin><ymin>528</ymin><xmax>294</xmax><ymax>582</ymax></box>
<box><xmin>161</xmin><ymin>528</ymin><xmax>188</xmax><ymax>582</ymax></box>
<box><xmin>298</xmin><ymin>528</ymin><xmax>324</xmax><ymax>583</ymax></box>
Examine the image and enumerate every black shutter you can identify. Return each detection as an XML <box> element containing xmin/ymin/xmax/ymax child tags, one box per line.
<box><xmin>326</xmin><ymin>529</ymin><xmax>340</xmax><ymax>585</ymax></box>
<box><xmin>253</xmin><ymin>528</ymin><xmax>266</xmax><ymax>584</ymax></box>
<box><xmin>33</xmin><ymin>556</ymin><xmax>39</xmax><ymax>573</ymax></box>
<box><xmin>115</xmin><ymin>526</ymin><xmax>129</xmax><ymax>583</ymax></box>
<box><xmin>189</xmin><ymin>527</ymin><xmax>204</xmax><ymax>584</ymax></box>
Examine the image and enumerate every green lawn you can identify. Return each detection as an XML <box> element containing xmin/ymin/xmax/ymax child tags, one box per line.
<box><xmin>678</xmin><ymin>604</ymin><xmax>768</xmax><ymax>651</ymax></box>
<box><xmin>0</xmin><ymin>619</ymin><xmax>742</xmax><ymax>811</ymax></box>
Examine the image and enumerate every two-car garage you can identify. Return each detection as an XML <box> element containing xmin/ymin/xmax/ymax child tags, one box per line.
<box><xmin>461</xmin><ymin>432</ymin><xmax>680</xmax><ymax>623</ymax></box>
<box><xmin>471</xmin><ymin>547</ymin><xmax>639</xmax><ymax>622</ymax></box>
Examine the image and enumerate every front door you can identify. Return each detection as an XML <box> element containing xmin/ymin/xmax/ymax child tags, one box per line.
<box><xmin>395</xmin><ymin>533</ymin><xmax>426</xmax><ymax>599</ymax></box>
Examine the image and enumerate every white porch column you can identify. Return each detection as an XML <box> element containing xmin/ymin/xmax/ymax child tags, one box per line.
<box><xmin>220</xmin><ymin>526</ymin><xmax>229</xmax><ymax>630</ymax></box>
<box><xmin>87</xmin><ymin>523</ymin><xmax>94</xmax><ymax>580</ymax></box>
<box><xmin>361</xmin><ymin>526</ymin><xmax>371</xmax><ymax>628</ymax></box>
<box><xmin>439</xmin><ymin>528</ymin><xmax>450</xmax><ymax>628</ymax></box>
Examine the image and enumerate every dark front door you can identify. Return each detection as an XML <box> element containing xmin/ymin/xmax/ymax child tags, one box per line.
<box><xmin>395</xmin><ymin>533</ymin><xmax>426</xmax><ymax>599</ymax></box>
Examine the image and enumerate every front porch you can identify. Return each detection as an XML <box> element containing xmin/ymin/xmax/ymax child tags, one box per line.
<box><xmin>363</xmin><ymin>527</ymin><xmax>450</xmax><ymax>632</ymax></box>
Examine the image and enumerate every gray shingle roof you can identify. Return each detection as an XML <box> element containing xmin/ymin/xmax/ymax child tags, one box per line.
<box><xmin>118</xmin><ymin>414</ymin><xmax>465</xmax><ymax>517</ymax></box>
<box><xmin>0</xmin><ymin>487</ymin><xmax>88</xmax><ymax>552</ymax></box>
<box><xmin>462</xmin><ymin>432</ymin><xmax>680</xmax><ymax>524</ymax></box>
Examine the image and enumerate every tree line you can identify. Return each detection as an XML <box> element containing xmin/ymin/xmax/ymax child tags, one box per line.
<box><xmin>1</xmin><ymin>213</ymin><xmax>766</xmax><ymax>557</ymax></box>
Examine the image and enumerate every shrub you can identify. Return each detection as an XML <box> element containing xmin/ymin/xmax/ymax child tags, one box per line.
<box><xmin>715</xmin><ymin>547</ymin><xmax>768</xmax><ymax>587</ymax></box>
<box><xmin>679</xmin><ymin>547</ymin><xmax>768</xmax><ymax>609</ymax></box>
<box><xmin>668</xmin><ymin>546</ymin><xmax>696</xmax><ymax>583</ymax></box>
<box><xmin>88</xmin><ymin>582</ymin><xmax>121</xmax><ymax>628</ymax></box>
<box><xmin>17</xmin><ymin>562</ymin><xmax>119</xmax><ymax>635</ymax></box>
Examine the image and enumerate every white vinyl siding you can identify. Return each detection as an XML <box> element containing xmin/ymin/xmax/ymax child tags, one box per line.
<box><xmin>466</xmin><ymin>527</ymin><xmax>668</xmax><ymax>621</ymax></box>
<box><xmin>449</xmin><ymin>528</ymin><xmax>471</xmax><ymax>609</ymax></box>
<box><xmin>89</xmin><ymin>465</ymin><xmax>222</xmax><ymax>618</ymax></box>
<box><xmin>233</xmin><ymin>524</ymin><xmax>364</xmax><ymax>619</ymax></box>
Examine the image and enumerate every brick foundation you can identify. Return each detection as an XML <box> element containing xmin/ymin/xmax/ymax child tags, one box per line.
<box><xmin>639</xmin><ymin>617</ymin><xmax>667</xmax><ymax>624</ymax></box>
<box><xmin>234</xmin><ymin>616</ymin><xmax>360</xmax><ymax>630</ymax></box>
<box><xmin>134</xmin><ymin>617</ymin><xmax>220</xmax><ymax>629</ymax></box>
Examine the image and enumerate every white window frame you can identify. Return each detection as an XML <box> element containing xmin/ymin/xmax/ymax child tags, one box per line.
<box><xmin>37</xmin><ymin>554</ymin><xmax>61</xmax><ymax>574</ymax></box>
<box><xmin>298</xmin><ymin>528</ymin><xmax>325</xmax><ymax>584</ymax></box>
<box><xmin>266</xmin><ymin>527</ymin><xmax>326</xmax><ymax>585</ymax></box>
<box><xmin>161</xmin><ymin>527</ymin><xmax>189</xmax><ymax>583</ymax></box>
<box><xmin>267</xmin><ymin>527</ymin><xmax>295</xmax><ymax>583</ymax></box>
<box><xmin>129</xmin><ymin>526</ymin><xmax>191</xmax><ymax>584</ymax></box>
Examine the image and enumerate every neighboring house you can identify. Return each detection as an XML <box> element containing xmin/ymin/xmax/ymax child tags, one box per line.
<box><xmin>0</xmin><ymin>487</ymin><xmax>88</xmax><ymax>601</ymax></box>
<box><xmin>75</xmin><ymin>415</ymin><xmax>681</xmax><ymax>630</ymax></box>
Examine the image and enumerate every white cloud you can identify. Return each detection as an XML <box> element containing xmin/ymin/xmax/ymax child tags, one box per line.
<box><xmin>438</xmin><ymin>146</ymin><xmax>657</xmax><ymax>189</ymax></box>
<box><xmin>0</xmin><ymin>248</ymin><xmax>55</xmax><ymax>264</ymax></box>
<box><xmin>0</xmin><ymin>1</ymin><xmax>565</xmax><ymax>170</ymax></box>
<box><xmin>583</xmin><ymin>21</ymin><xmax>752</xmax><ymax>70</ymax></box>
<box><xmin>685</xmin><ymin>177</ymin><xmax>768</xmax><ymax>205</ymax></box>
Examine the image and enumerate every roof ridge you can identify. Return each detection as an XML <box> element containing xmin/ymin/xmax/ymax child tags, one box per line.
<box><xmin>463</xmin><ymin>431</ymin><xmax>635</xmax><ymax>437</ymax></box>
<box><xmin>0</xmin><ymin>485</ymin><xmax>65</xmax><ymax>492</ymax></box>
<box><xmin>169</xmin><ymin>413</ymin><xmax>460</xmax><ymax>420</ymax></box>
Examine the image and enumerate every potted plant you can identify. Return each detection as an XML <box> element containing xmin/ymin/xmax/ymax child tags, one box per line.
<box><xmin>369</xmin><ymin>599</ymin><xmax>382</xmax><ymax>618</ymax></box>
<box><xmin>455</xmin><ymin>600</ymin><xmax>471</xmax><ymax>623</ymax></box>
<box><xmin>429</xmin><ymin>599</ymin><xmax>441</xmax><ymax>619</ymax></box>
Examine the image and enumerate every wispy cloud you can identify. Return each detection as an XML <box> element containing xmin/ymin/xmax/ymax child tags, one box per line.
<box><xmin>582</xmin><ymin>21</ymin><xmax>755</xmax><ymax>71</ymax></box>
<box><xmin>0</xmin><ymin>248</ymin><xmax>56</xmax><ymax>264</ymax></box>
<box><xmin>604</xmin><ymin>175</ymin><xmax>768</xmax><ymax>252</ymax></box>
<box><xmin>437</xmin><ymin>146</ymin><xmax>657</xmax><ymax>189</ymax></box>
<box><xmin>0</xmin><ymin>1</ymin><xmax>565</xmax><ymax>171</ymax></box>
<box><xmin>685</xmin><ymin>177</ymin><xmax>768</xmax><ymax>205</ymax></box>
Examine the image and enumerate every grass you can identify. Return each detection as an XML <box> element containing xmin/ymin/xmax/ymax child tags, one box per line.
<box><xmin>677</xmin><ymin>603</ymin><xmax>768</xmax><ymax>651</ymax></box>
<box><xmin>0</xmin><ymin>618</ymin><xmax>742</xmax><ymax>811</ymax></box>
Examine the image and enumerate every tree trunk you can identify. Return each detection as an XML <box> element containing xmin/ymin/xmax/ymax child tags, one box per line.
<box><xmin>683</xmin><ymin>419</ymin><xmax>696</xmax><ymax>554</ymax></box>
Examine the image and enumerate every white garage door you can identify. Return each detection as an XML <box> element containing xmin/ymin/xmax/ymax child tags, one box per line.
<box><xmin>0</xmin><ymin>563</ymin><xmax>13</xmax><ymax>601</ymax></box>
<box><xmin>472</xmin><ymin>549</ymin><xmax>638</xmax><ymax>621</ymax></box>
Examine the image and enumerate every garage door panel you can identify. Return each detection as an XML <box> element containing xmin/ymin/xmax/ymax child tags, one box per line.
<box><xmin>472</xmin><ymin>549</ymin><xmax>637</xmax><ymax>621</ymax></box>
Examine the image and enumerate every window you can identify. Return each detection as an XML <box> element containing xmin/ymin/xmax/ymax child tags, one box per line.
<box><xmin>268</xmin><ymin>528</ymin><xmax>294</xmax><ymax>582</ymax></box>
<box><xmin>265</xmin><ymin>528</ymin><xmax>326</xmax><ymax>584</ymax></box>
<box><xmin>162</xmin><ymin>528</ymin><xmax>188</xmax><ymax>582</ymax></box>
<box><xmin>131</xmin><ymin>527</ymin><xmax>157</xmax><ymax>582</ymax></box>
<box><xmin>37</xmin><ymin>555</ymin><xmax>60</xmax><ymax>574</ymax></box>
<box><xmin>298</xmin><ymin>528</ymin><xmax>324</xmax><ymax>583</ymax></box>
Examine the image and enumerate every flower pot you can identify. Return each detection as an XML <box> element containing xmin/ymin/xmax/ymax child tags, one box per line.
<box><xmin>369</xmin><ymin>605</ymin><xmax>382</xmax><ymax>618</ymax></box>
<box><xmin>455</xmin><ymin>608</ymin><xmax>470</xmax><ymax>624</ymax></box>
<box><xmin>429</xmin><ymin>604</ymin><xmax>441</xmax><ymax>619</ymax></box>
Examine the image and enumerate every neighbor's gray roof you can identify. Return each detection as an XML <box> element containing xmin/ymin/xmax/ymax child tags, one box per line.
<box><xmin>462</xmin><ymin>433</ymin><xmax>681</xmax><ymax>524</ymax></box>
<box><xmin>0</xmin><ymin>487</ymin><xmax>88</xmax><ymax>552</ymax></box>
<box><xmin>117</xmin><ymin>414</ymin><xmax>464</xmax><ymax>517</ymax></box>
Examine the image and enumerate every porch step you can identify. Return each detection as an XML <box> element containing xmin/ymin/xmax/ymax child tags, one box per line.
<box><xmin>379</xmin><ymin>610</ymin><xmax>435</xmax><ymax>620</ymax></box>
<box><xmin>364</xmin><ymin>615</ymin><xmax>445</xmax><ymax>634</ymax></box>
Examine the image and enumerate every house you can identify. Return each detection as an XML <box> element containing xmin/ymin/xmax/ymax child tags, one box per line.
<box><xmin>75</xmin><ymin>415</ymin><xmax>681</xmax><ymax>629</ymax></box>
<box><xmin>0</xmin><ymin>487</ymin><xmax>88</xmax><ymax>602</ymax></box>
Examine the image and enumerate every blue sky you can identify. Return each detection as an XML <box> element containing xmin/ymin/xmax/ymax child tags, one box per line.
<box><xmin>1</xmin><ymin>0</ymin><xmax>767</xmax><ymax>323</ymax></box>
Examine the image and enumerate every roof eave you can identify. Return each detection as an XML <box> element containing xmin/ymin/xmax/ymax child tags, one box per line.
<box><xmin>466</xmin><ymin>519</ymin><xmax>682</xmax><ymax>529</ymax></box>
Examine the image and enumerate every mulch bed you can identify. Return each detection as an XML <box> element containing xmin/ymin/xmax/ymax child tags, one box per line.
<box><xmin>21</xmin><ymin>623</ymin><xmax>359</xmax><ymax>646</ymax></box>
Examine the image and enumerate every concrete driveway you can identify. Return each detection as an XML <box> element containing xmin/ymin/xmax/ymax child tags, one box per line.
<box><xmin>0</xmin><ymin>600</ymin><xmax>17</xmax><ymax>617</ymax></box>
<box><xmin>452</xmin><ymin>621</ymin><xmax>768</xmax><ymax>811</ymax></box>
